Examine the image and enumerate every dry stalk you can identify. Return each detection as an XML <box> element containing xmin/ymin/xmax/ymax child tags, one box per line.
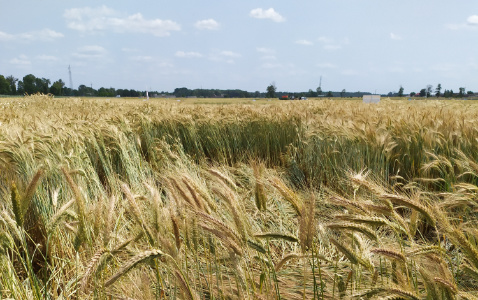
<box><xmin>104</xmin><ymin>249</ymin><xmax>164</xmax><ymax>287</ymax></box>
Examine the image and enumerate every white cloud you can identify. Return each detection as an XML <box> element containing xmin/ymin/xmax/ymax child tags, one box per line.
<box><xmin>72</xmin><ymin>45</ymin><xmax>108</xmax><ymax>60</ymax></box>
<box><xmin>0</xmin><ymin>31</ymin><xmax>14</xmax><ymax>41</ymax></box>
<box><xmin>388</xmin><ymin>66</ymin><xmax>405</xmax><ymax>73</ymax></box>
<box><xmin>64</xmin><ymin>5</ymin><xmax>116</xmax><ymax>21</ymax></box>
<box><xmin>36</xmin><ymin>55</ymin><xmax>59</xmax><ymax>61</ymax></box>
<box><xmin>467</xmin><ymin>15</ymin><xmax>478</xmax><ymax>25</ymax></box>
<box><xmin>64</xmin><ymin>6</ymin><xmax>180</xmax><ymax>37</ymax></box>
<box><xmin>341</xmin><ymin>69</ymin><xmax>358</xmax><ymax>76</ymax></box>
<box><xmin>9</xmin><ymin>55</ymin><xmax>31</xmax><ymax>66</ymax></box>
<box><xmin>195</xmin><ymin>19</ymin><xmax>219</xmax><ymax>30</ymax></box>
<box><xmin>390</xmin><ymin>33</ymin><xmax>402</xmax><ymax>40</ymax></box>
<box><xmin>131</xmin><ymin>56</ymin><xmax>153</xmax><ymax>62</ymax></box>
<box><xmin>317</xmin><ymin>36</ymin><xmax>333</xmax><ymax>44</ymax></box>
<box><xmin>430</xmin><ymin>63</ymin><xmax>457</xmax><ymax>72</ymax></box>
<box><xmin>260</xmin><ymin>55</ymin><xmax>277</xmax><ymax>60</ymax></box>
<box><xmin>316</xmin><ymin>63</ymin><xmax>336</xmax><ymax>69</ymax></box>
<box><xmin>324</xmin><ymin>45</ymin><xmax>342</xmax><ymax>51</ymax></box>
<box><xmin>220</xmin><ymin>51</ymin><xmax>241</xmax><ymax>58</ymax></box>
<box><xmin>317</xmin><ymin>36</ymin><xmax>346</xmax><ymax>51</ymax></box>
<box><xmin>261</xmin><ymin>62</ymin><xmax>284</xmax><ymax>69</ymax></box>
<box><xmin>260</xmin><ymin>62</ymin><xmax>295</xmax><ymax>70</ymax></box>
<box><xmin>256</xmin><ymin>47</ymin><xmax>275</xmax><ymax>54</ymax></box>
<box><xmin>121</xmin><ymin>48</ymin><xmax>139</xmax><ymax>53</ymax></box>
<box><xmin>295</xmin><ymin>39</ymin><xmax>313</xmax><ymax>46</ymax></box>
<box><xmin>446</xmin><ymin>15</ymin><xmax>478</xmax><ymax>30</ymax></box>
<box><xmin>256</xmin><ymin>47</ymin><xmax>276</xmax><ymax>60</ymax></box>
<box><xmin>250</xmin><ymin>8</ymin><xmax>285</xmax><ymax>22</ymax></box>
<box><xmin>209</xmin><ymin>50</ymin><xmax>241</xmax><ymax>63</ymax></box>
<box><xmin>175</xmin><ymin>51</ymin><xmax>203</xmax><ymax>58</ymax></box>
<box><xmin>445</xmin><ymin>23</ymin><xmax>464</xmax><ymax>30</ymax></box>
<box><xmin>0</xmin><ymin>29</ymin><xmax>63</xmax><ymax>42</ymax></box>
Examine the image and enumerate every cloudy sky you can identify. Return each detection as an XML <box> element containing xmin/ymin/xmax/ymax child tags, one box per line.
<box><xmin>1</xmin><ymin>1</ymin><xmax>477</xmax><ymax>94</ymax></box>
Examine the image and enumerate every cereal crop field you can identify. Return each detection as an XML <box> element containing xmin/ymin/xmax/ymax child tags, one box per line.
<box><xmin>1</xmin><ymin>94</ymin><xmax>478</xmax><ymax>299</ymax></box>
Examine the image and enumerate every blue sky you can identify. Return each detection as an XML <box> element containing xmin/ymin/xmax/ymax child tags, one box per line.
<box><xmin>1</xmin><ymin>1</ymin><xmax>477</xmax><ymax>94</ymax></box>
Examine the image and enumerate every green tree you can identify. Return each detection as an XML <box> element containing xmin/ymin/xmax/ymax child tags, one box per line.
<box><xmin>0</xmin><ymin>75</ymin><xmax>10</xmax><ymax>94</ymax></box>
<box><xmin>78</xmin><ymin>84</ymin><xmax>88</xmax><ymax>96</ymax></box>
<box><xmin>6</xmin><ymin>75</ymin><xmax>18</xmax><ymax>95</ymax></box>
<box><xmin>326</xmin><ymin>91</ymin><xmax>333</xmax><ymax>97</ymax></box>
<box><xmin>435</xmin><ymin>83</ymin><xmax>442</xmax><ymax>97</ymax></box>
<box><xmin>266</xmin><ymin>82</ymin><xmax>276</xmax><ymax>98</ymax></box>
<box><xmin>22</xmin><ymin>74</ymin><xmax>37</xmax><ymax>94</ymax></box>
<box><xmin>50</xmin><ymin>79</ymin><xmax>65</xmax><ymax>96</ymax></box>
<box><xmin>340</xmin><ymin>89</ymin><xmax>346</xmax><ymax>97</ymax></box>
<box><xmin>398</xmin><ymin>86</ymin><xmax>404</xmax><ymax>97</ymax></box>
<box><xmin>78</xmin><ymin>84</ymin><xmax>97</xmax><ymax>96</ymax></box>
<box><xmin>458</xmin><ymin>87</ymin><xmax>465</xmax><ymax>98</ymax></box>
<box><xmin>444</xmin><ymin>89</ymin><xmax>454</xmax><ymax>98</ymax></box>
<box><xmin>427</xmin><ymin>85</ymin><xmax>433</xmax><ymax>97</ymax></box>
<box><xmin>35</xmin><ymin>77</ymin><xmax>50</xmax><ymax>94</ymax></box>
<box><xmin>98</xmin><ymin>87</ymin><xmax>115</xmax><ymax>97</ymax></box>
<box><xmin>419</xmin><ymin>89</ymin><xmax>426</xmax><ymax>97</ymax></box>
<box><xmin>316</xmin><ymin>86</ymin><xmax>323</xmax><ymax>96</ymax></box>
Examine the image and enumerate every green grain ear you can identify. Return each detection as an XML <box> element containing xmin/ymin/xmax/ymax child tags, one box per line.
<box><xmin>11</xmin><ymin>182</ymin><xmax>23</xmax><ymax>226</ymax></box>
<box><xmin>21</xmin><ymin>169</ymin><xmax>44</xmax><ymax>215</ymax></box>
<box><xmin>10</xmin><ymin>169</ymin><xmax>44</xmax><ymax>227</ymax></box>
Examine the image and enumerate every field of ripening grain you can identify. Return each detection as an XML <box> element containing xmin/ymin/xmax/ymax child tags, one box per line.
<box><xmin>1</xmin><ymin>94</ymin><xmax>478</xmax><ymax>299</ymax></box>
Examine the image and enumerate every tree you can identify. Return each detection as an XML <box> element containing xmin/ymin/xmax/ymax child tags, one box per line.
<box><xmin>5</xmin><ymin>76</ymin><xmax>17</xmax><ymax>95</ymax></box>
<box><xmin>419</xmin><ymin>89</ymin><xmax>426</xmax><ymax>97</ymax></box>
<box><xmin>340</xmin><ymin>89</ymin><xmax>346</xmax><ymax>97</ymax></box>
<box><xmin>307</xmin><ymin>89</ymin><xmax>316</xmax><ymax>97</ymax></box>
<box><xmin>22</xmin><ymin>74</ymin><xmax>37</xmax><ymax>94</ymax></box>
<box><xmin>50</xmin><ymin>79</ymin><xmax>65</xmax><ymax>96</ymax></box>
<box><xmin>444</xmin><ymin>89</ymin><xmax>454</xmax><ymax>98</ymax></box>
<box><xmin>458</xmin><ymin>87</ymin><xmax>465</xmax><ymax>98</ymax></box>
<box><xmin>266</xmin><ymin>82</ymin><xmax>276</xmax><ymax>98</ymax></box>
<box><xmin>326</xmin><ymin>91</ymin><xmax>333</xmax><ymax>97</ymax></box>
<box><xmin>78</xmin><ymin>84</ymin><xmax>97</xmax><ymax>96</ymax></box>
<box><xmin>435</xmin><ymin>83</ymin><xmax>442</xmax><ymax>97</ymax></box>
<box><xmin>426</xmin><ymin>85</ymin><xmax>433</xmax><ymax>98</ymax></box>
<box><xmin>410</xmin><ymin>92</ymin><xmax>416</xmax><ymax>97</ymax></box>
<box><xmin>35</xmin><ymin>77</ymin><xmax>50</xmax><ymax>94</ymax></box>
<box><xmin>398</xmin><ymin>86</ymin><xmax>404</xmax><ymax>97</ymax></box>
<box><xmin>78</xmin><ymin>84</ymin><xmax>88</xmax><ymax>96</ymax></box>
<box><xmin>98</xmin><ymin>87</ymin><xmax>115</xmax><ymax>97</ymax></box>
<box><xmin>316</xmin><ymin>86</ymin><xmax>323</xmax><ymax>96</ymax></box>
<box><xmin>0</xmin><ymin>75</ymin><xmax>10</xmax><ymax>94</ymax></box>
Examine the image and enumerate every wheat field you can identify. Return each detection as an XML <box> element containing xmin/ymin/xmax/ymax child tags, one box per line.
<box><xmin>1</xmin><ymin>94</ymin><xmax>478</xmax><ymax>299</ymax></box>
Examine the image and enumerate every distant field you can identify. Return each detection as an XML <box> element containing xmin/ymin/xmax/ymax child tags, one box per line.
<box><xmin>1</xmin><ymin>94</ymin><xmax>478</xmax><ymax>299</ymax></box>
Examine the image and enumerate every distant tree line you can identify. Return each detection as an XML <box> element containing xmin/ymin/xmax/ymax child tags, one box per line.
<box><xmin>2</xmin><ymin>73</ymin><xmax>475</xmax><ymax>99</ymax></box>
<box><xmin>391</xmin><ymin>84</ymin><xmax>474</xmax><ymax>98</ymax></box>
<box><xmin>0</xmin><ymin>73</ymin><xmax>156</xmax><ymax>97</ymax></box>
<box><xmin>173</xmin><ymin>87</ymin><xmax>257</xmax><ymax>98</ymax></box>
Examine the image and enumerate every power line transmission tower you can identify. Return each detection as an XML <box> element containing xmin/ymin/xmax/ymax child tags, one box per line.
<box><xmin>68</xmin><ymin>65</ymin><xmax>74</xmax><ymax>91</ymax></box>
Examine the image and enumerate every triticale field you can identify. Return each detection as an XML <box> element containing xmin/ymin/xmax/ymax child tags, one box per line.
<box><xmin>1</xmin><ymin>94</ymin><xmax>478</xmax><ymax>299</ymax></box>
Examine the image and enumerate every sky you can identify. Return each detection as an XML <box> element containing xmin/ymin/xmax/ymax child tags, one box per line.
<box><xmin>1</xmin><ymin>1</ymin><xmax>477</xmax><ymax>94</ymax></box>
